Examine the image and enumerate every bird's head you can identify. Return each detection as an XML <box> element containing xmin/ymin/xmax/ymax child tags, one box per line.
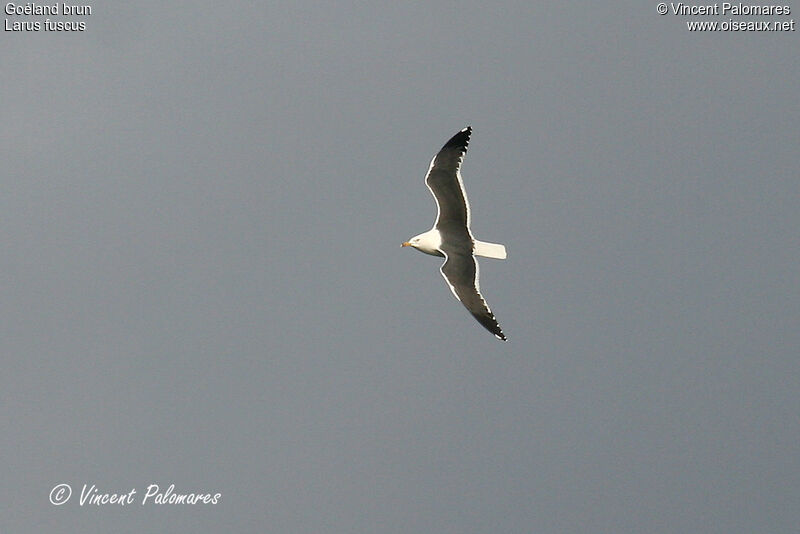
<box><xmin>401</xmin><ymin>236</ymin><xmax>421</xmax><ymax>249</ymax></box>
<box><xmin>401</xmin><ymin>231</ymin><xmax>442</xmax><ymax>256</ymax></box>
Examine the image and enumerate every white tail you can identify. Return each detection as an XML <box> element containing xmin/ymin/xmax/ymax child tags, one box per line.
<box><xmin>473</xmin><ymin>240</ymin><xmax>507</xmax><ymax>260</ymax></box>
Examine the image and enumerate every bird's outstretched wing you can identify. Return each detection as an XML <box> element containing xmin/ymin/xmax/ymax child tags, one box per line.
<box><xmin>425</xmin><ymin>127</ymin><xmax>472</xmax><ymax>236</ymax></box>
<box><xmin>439</xmin><ymin>251</ymin><xmax>506</xmax><ymax>341</ymax></box>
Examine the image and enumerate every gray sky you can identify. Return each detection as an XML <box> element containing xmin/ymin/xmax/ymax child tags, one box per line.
<box><xmin>2</xmin><ymin>2</ymin><xmax>798</xmax><ymax>532</ymax></box>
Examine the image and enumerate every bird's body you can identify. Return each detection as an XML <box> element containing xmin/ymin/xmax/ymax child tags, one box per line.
<box><xmin>402</xmin><ymin>127</ymin><xmax>507</xmax><ymax>341</ymax></box>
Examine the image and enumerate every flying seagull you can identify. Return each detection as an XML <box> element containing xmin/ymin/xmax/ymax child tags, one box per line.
<box><xmin>402</xmin><ymin>127</ymin><xmax>508</xmax><ymax>341</ymax></box>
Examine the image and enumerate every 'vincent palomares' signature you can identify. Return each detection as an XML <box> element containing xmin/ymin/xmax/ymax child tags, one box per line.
<box><xmin>49</xmin><ymin>483</ymin><xmax>222</xmax><ymax>506</ymax></box>
<box><xmin>665</xmin><ymin>3</ymin><xmax>791</xmax><ymax>16</ymax></box>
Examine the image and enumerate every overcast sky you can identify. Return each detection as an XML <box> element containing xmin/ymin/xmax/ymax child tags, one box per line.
<box><xmin>2</xmin><ymin>2</ymin><xmax>798</xmax><ymax>533</ymax></box>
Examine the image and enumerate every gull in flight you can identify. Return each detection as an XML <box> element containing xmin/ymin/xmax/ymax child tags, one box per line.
<box><xmin>402</xmin><ymin>127</ymin><xmax>507</xmax><ymax>341</ymax></box>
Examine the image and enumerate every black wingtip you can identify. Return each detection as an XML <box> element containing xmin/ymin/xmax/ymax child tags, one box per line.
<box><xmin>493</xmin><ymin>326</ymin><xmax>507</xmax><ymax>341</ymax></box>
<box><xmin>442</xmin><ymin>126</ymin><xmax>471</xmax><ymax>151</ymax></box>
<box><xmin>472</xmin><ymin>311</ymin><xmax>506</xmax><ymax>341</ymax></box>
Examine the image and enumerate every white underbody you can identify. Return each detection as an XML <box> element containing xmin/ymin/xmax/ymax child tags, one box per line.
<box><xmin>408</xmin><ymin>229</ymin><xmax>507</xmax><ymax>260</ymax></box>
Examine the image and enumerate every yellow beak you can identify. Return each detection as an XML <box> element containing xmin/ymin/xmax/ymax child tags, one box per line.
<box><xmin>401</xmin><ymin>242</ymin><xmax>411</xmax><ymax>247</ymax></box>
